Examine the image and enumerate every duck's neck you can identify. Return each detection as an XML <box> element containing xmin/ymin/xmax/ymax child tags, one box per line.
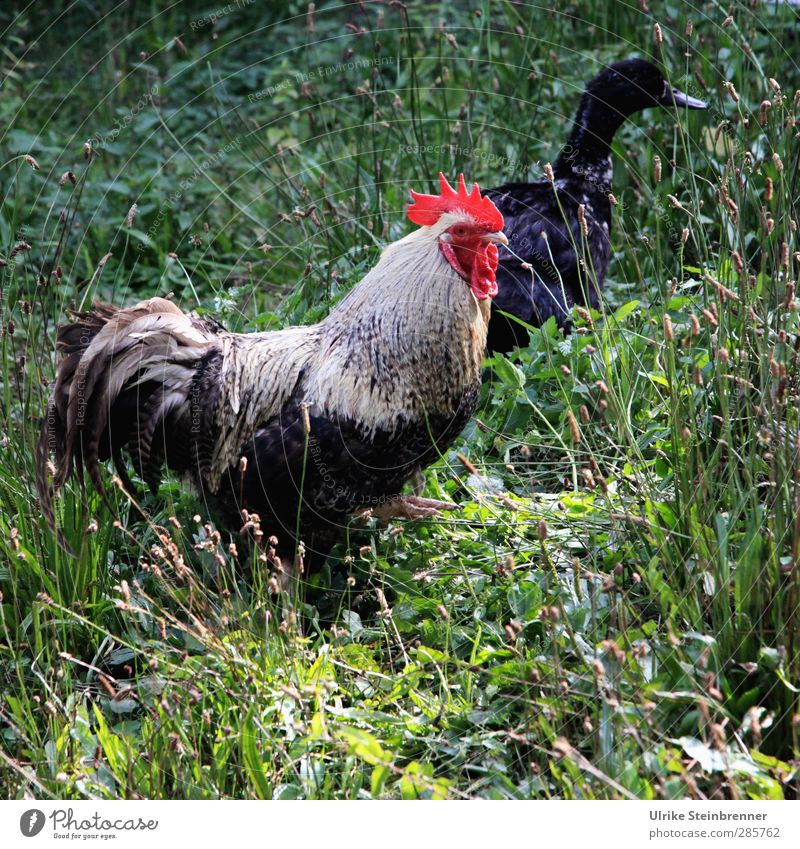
<box><xmin>553</xmin><ymin>93</ymin><xmax>628</xmax><ymax>189</ymax></box>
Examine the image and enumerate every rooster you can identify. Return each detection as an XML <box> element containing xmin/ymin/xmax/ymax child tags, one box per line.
<box><xmin>37</xmin><ymin>174</ymin><xmax>507</xmax><ymax>564</ymax></box>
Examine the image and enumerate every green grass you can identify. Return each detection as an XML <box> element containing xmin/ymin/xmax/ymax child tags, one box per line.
<box><xmin>1</xmin><ymin>0</ymin><xmax>799</xmax><ymax>799</ymax></box>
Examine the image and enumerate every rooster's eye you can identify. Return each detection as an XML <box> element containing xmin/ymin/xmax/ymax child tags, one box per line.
<box><xmin>454</xmin><ymin>226</ymin><xmax>467</xmax><ymax>236</ymax></box>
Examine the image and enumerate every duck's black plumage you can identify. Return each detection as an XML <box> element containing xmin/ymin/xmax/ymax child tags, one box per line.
<box><xmin>484</xmin><ymin>59</ymin><xmax>707</xmax><ymax>352</ymax></box>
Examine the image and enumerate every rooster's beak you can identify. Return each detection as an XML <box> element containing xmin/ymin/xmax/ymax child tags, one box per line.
<box><xmin>482</xmin><ymin>231</ymin><xmax>508</xmax><ymax>246</ymax></box>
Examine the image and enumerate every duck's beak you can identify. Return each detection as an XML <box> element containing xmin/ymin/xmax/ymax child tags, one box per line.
<box><xmin>482</xmin><ymin>231</ymin><xmax>509</xmax><ymax>246</ymax></box>
<box><xmin>660</xmin><ymin>84</ymin><xmax>708</xmax><ymax>110</ymax></box>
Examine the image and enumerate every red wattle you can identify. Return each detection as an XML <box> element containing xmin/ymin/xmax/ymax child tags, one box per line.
<box><xmin>440</xmin><ymin>239</ymin><xmax>499</xmax><ymax>300</ymax></box>
<box><xmin>469</xmin><ymin>243</ymin><xmax>499</xmax><ymax>300</ymax></box>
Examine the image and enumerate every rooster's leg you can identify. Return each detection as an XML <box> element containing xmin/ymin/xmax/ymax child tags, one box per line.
<box><xmin>409</xmin><ymin>467</ymin><xmax>425</xmax><ymax>496</ymax></box>
<box><xmin>368</xmin><ymin>494</ymin><xmax>458</xmax><ymax>522</ymax></box>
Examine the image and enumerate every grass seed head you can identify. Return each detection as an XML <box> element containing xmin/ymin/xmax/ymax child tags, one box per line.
<box><xmin>577</xmin><ymin>203</ymin><xmax>588</xmax><ymax>235</ymax></box>
<box><xmin>724</xmin><ymin>81</ymin><xmax>739</xmax><ymax>103</ymax></box>
<box><xmin>567</xmin><ymin>410</ymin><xmax>581</xmax><ymax>443</ymax></box>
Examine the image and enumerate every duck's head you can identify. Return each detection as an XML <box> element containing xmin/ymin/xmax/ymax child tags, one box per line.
<box><xmin>586</xmin><ymin>58</ymin><xmax>707</xmax><ymax>117</ymax></box>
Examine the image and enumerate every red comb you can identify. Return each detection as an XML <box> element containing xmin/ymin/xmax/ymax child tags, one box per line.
<box><xmin>407</xmin><ymin>172</ymin><xmax>504</xmax><ymax>231</ymax></box>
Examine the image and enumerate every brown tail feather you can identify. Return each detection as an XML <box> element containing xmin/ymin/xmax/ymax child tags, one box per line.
<box><xmin>37</xmin><ymin>297</ymin><xmax>219</xmax><ymax>550</ymax></box>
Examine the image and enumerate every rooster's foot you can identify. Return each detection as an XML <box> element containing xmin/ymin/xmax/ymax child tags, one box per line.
<box><xmin>369</xmin><ymin>494</ymin><xmax>458</xmax><ymax>523</ymax></box>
